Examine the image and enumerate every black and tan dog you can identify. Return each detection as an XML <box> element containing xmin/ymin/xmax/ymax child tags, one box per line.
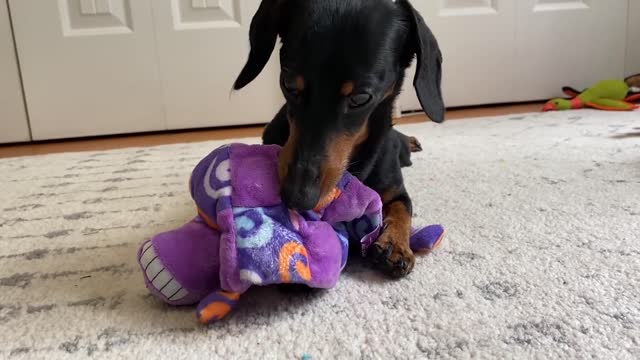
<box><xmin>233</xmin><ymin>0</ymin><xmax>445</xmax><ymax>278</ymax></box>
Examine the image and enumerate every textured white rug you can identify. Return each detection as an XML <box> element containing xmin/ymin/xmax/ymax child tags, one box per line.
<box><xmin>1</xmin><ymin>110</ymin><xmax>639</xmax><ymax>359</ymax></box>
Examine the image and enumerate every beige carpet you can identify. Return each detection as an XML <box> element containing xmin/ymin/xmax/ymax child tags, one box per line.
<box><xmin>1</xmin><ymin>110</ymin><xmax>639</xmax><ymax>359</ymax></box>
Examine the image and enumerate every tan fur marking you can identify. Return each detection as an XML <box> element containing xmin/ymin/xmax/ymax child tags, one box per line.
<box><xmin>278</xmin><ymin>117</ymin><xmax>297</xmax><ymax>182</ymax></box>
<box><xmin>381</xmin><ymin>188</ymin><xmax>402</xmax><ymax>205</ymax></box>
<box><xmin>383</xmin><ymin>83</ymin><xmax>396</xmax><ymax>99</ymax></box>
<box><xmin>383</xmin><ymin>201</ymin><xmax>411</xmax><ymax>233</ymax></box>
<box><xmin>295</xmin><ymin>76</ymin><xmax>305</xmax><ymax>91</ymax></box>
<box><xmin>340</xmin><ymin>81</ymin><xmax>355</xmax><ymax>96</ymax></box>
<box><xmin>319</xmin><ymin>122</ymin><xmax>368</xmax><ymax>199</ymax></box>
<box><xmin>373</xmin><ymin>185</ymin><xmax>416</xmax><ymax>276</ymax></box>
<box><xmin>379</xmin><ymin>200</ymin><xmax>413</xmax><ymax>271</ymax></box>
<box><xmin>381</xmin><ymin>187</ymin><xmax>412</xmax><ymax>242</ymax></box>
<box><xmin>278</xmin><ymin>115</ymin><xmax>369</xmax><ymax>208</ymax></box>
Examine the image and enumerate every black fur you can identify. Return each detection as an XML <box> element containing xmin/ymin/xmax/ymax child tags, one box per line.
<box><xmin>233</xmin><ymin>0</ymin><xmax>445</xmax><ymax>277</ymax></box>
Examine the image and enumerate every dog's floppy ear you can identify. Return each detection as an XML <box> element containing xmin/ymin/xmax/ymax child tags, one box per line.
<box><xmin>233</xmin><ymin>0</ymin><xmax>283</xmax><ymax>90</ymax></box>
<box><xmin>401</xmin><ymin>1</ymin><xmax>445</xmax><ymax>123</ymax></box>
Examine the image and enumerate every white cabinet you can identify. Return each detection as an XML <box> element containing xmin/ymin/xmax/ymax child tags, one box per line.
<box><xmin>514</xmin><ymin>0</ymin><xmax>628</xmax><ymax>101</ymax></box>
<box><xmin>9</xmin><ymin>0</ymin><xmax>166</xmax><ymax>140</ymax></box>
<box><xmin>398</xmin><ymin>0</ymin><xmax>518</xmax><ymax>111</ymax></box>
<box><xmin>0</xmin><ymin>0</ymin><xmax>29</xmax><ymax>143</ymax></box>
<box><xmin>398</xmin><ymin>0</ymin><xmax>630</xmax><ymax>112</ymax></box>
<box><xmin>627</xmin><ymin>1</ymin><xmax>640</xmax><ymax>76</ymax></box>
<box><xmin>9</xmin><ymin>0</ymin><xmax>279</xmax><ymax>140</ymax></box>
<box><xmin>2</xmin><ymin>0</ymin><xmax>636</xmax><ymax>141</ymax></box>
<box><xmin>150</xmin><ymin>0</ymin><xmax>282</xmax><ymax>130</ymax></box>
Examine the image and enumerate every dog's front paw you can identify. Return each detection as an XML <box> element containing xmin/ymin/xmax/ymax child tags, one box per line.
<box><xmin>369</xmin><ymin>230</ymin><xmax>415</xmax><ymax>278</ymax></box>
<box><xmin>408</xmin><ymin>136</ymin><xmax>422</xmax><ymax>152</ymax></box>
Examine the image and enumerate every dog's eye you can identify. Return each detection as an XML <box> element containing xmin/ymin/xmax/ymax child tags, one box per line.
<box><xmin>348</xmin><ymin>93</ymin><xmax>372</xmax><ymax>108</ymax></box>
<box><xmin>282</xmin><ymin>74</ymin><xmax>303</xmax><ymax>97</ymax></box>
<box><xmin>283</xmin><ymin>78</ymin><xmax>298</xmax><ymax>94</ymax></box>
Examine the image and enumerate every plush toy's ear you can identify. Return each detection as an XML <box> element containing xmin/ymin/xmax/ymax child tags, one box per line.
<box><xmin>400</xmin><ymin>0</ymin><xmax>445</xmax><ymax>123</ymax></box>
<box><xmin>561</xmin><ymin>86</ymin><xmax>582</xmax><ymax>98</ymax></box>
<box><xmin>233</xmin><ymin>0</ymin><xmax>285</xmax><ymax>90</ymax></box>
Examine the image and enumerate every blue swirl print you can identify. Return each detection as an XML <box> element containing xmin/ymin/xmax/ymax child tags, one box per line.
<box><xmin>234</xmin><ymin>207</ymin><xmax>275</xmax><ymax>249</ymax></box>
<box><xmin>333</xmin><ymin>222</ymin><xmax>350</xmax><ymax>269</ymax></box>
<box><xmin>354</xmin><ymin>217</ymin><xmax>374</xmax><ymax>239</ymax></box>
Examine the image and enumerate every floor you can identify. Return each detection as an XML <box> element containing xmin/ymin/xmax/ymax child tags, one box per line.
<box><xmin>2</xmin><ymin>109</ymin><xmax>637</xmax><ymax>359</ymax></box>
<box><xmin>0</xmin><ymin>102</ymin><xmax>543</xmax><ymax>158</ymax></box>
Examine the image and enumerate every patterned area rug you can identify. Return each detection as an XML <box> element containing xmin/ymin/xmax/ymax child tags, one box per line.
<box><xmin>1</xmin><ymin>110</ymin><xmax>639</xmax><ymax>359</ymax></box>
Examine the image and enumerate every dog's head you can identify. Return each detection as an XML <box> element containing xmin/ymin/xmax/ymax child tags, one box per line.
<box><xmin>234</xmin><ymin>0</ymin><xmax>444</xmax><ymax>210</ymax></box>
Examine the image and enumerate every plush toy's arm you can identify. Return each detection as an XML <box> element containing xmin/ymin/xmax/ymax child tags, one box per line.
<box><xmin>320</xmin><ymin>175</ymin><xmax>383</xmax><ymax>254</ymax></box>
<box><xmin>410</xmin><ymin>224</ymin><xmax>445</xmax><ymax>253</ymax></box>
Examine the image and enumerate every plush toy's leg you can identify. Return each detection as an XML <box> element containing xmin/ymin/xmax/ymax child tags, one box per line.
<box><xmin>196</xmin><ymin>291</ymin><xmax>240</xmax><ymax>324</ymax></box>
<box><xmin>409</xmin><ymin>225</ymin><xmax>445</xmax><ymax>253</ymax></box>
<box><xmin>586</xmin><ymin>99</ymin><xmax>638</xmax><ymax>111</ymax></box>
<box><xmin>138</xmin><ymin>216</ymin><xmax>221</xmax><ymax>305</ymax></box>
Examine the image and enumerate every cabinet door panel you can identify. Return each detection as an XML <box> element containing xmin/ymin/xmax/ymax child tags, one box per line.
<box><xmin>10</xmin><ymin>0</ymin><xmax>166</xmax><ymax>140</ymax></box>
<box><xmin>514</xmin><ymin>0</ymin><xmax>628</xmax><ymax>101</ymax></box>
<box><xmin>151</xmin><ymin>0</ymin><xmax>283</xmax><ymax>130</ymax></box>
<box><xmin>398</xmin><ymin>0</ymin><xmax>517</xmax><ymax>113</ymax></box>
<box><xmin>0</xmin><ymin>1</ymin><xmax>30</xmax><ymax>143</ymax></box>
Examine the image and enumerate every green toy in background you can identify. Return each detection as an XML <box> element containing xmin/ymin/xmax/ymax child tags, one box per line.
<box><xmin>542</xmin><ymin>77</ymin><xmax>640</xmax><ymax>112</ymax></box>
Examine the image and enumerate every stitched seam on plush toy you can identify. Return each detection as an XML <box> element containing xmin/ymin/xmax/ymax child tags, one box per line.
<box><xmin>198</xmin><ymin>208</ymin><xmax>220</xmax><ymax>230</ymax></box>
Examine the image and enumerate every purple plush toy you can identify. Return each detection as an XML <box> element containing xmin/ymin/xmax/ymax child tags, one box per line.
<box><xmin>137</xmin><ymin>143</ymin><xmax>444</xmax><ymax>324</ymax></box>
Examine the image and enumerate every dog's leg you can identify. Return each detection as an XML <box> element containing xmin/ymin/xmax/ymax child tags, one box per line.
<box><xmin>393</xmin><ymin>129</ymin><xmax>422</xmax><ymax>152</ymax></box>
<box><xmin>391</xmin><ymin>129</ymin><xmax>421</xmax><ymax>168</ymax></box>
<box><xmin>369</xmin><ymin>188</ymin><xmax>415</xmax><ymax>278</ymax></box>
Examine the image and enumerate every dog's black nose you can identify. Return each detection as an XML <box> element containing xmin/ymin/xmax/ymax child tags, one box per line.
<box><xmin>281</xmin><ymin>186</ymin><xmax>319</xmax><ymax>211</ymax></box>
<box><xmin>280</xmin><ymin>163</ymin><xmax>320</xmax><ymax>211</ymax></box>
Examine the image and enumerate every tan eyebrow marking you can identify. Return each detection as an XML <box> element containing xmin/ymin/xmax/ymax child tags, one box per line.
<box><xmin>340</xmin><ymin>81</ymin><xmax>354</xmax><ymax>96</ymax></box>
<box><xmin>295</xmin><ymin>76</ymin><xmax>305</xmax><ymax>91</ymax></box>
